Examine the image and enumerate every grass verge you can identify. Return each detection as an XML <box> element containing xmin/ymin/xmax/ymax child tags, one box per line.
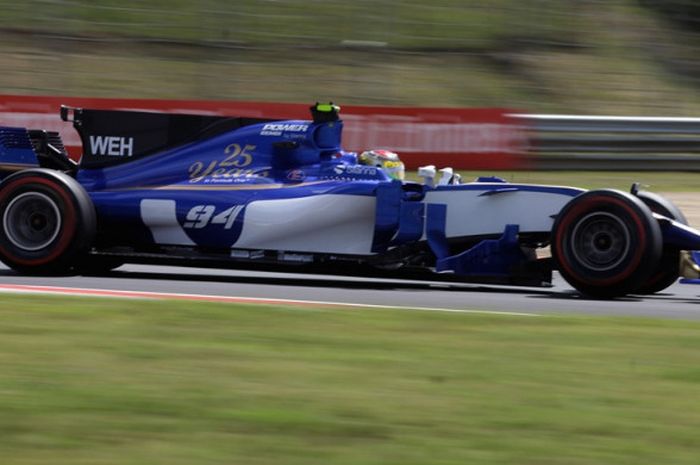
<box><xmin>1</xmin><ymin>294</ymin><xmax>700</xmax><ymax>464</ymax></box>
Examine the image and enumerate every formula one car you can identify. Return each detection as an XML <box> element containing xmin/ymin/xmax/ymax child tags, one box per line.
<box><xmin>1</xmin><ymin>102</ymin><xmax>699</xmax><ymax>298</ymax></box>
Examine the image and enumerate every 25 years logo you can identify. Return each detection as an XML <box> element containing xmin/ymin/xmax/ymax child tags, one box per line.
<box><xmin>188</xmin><ymin>144</ymin><xmax>262</xmax><ymax>182</ymax></box>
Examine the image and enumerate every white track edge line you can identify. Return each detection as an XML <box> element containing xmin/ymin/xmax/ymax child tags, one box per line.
<box><xmin>0</xmin><ymin>284</ymin><xmax>540</xmax><ymax>317</ymax></box>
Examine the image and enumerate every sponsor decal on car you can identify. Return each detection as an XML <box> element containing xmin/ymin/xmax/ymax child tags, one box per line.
<box><xmin>188</xmin><ymin>144</ymin><xmax>270</xmax><ymax>182</ymax></box>
<box><xmin>333</xmin><ymin>164</ymin><xmax>377</xmax><ymax>176</ymax></box>
<box><xmin>89</xmin><ymin>135</ymin><xmax>134</xmax><ymax>157</ymax></box>
<box><xmin>260</xmin><ymin>123</ymin><xmax>309</xmax><ymax>137</ymax></box>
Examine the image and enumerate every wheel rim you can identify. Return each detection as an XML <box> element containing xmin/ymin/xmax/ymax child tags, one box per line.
<box><xmin>3</xmin><ymin>192</ymin><xmax>62</xmax><ymax>251</ymax></box>
<box><xmin>570</xmin><ymin>212</ymin><xmax>631</xmax><ymax>272</ymax></box>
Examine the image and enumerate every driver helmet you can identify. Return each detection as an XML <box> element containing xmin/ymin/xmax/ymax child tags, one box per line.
<box><xmin>358</xmin><ymin>149</ymin><xmax>405</xmax><ymax>180</ymax></box>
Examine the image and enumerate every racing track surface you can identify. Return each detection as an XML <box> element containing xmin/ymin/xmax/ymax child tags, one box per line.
<box><xmin>1</xmin><ymin>263</ymin><xmax>700</xmax><ymax>320</ymax></box>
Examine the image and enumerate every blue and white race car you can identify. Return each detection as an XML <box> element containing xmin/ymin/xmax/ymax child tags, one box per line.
<box><xmin>0</xmin><ymin>102</ymin><xmax>699</xmax><ymax>298</ymax></box>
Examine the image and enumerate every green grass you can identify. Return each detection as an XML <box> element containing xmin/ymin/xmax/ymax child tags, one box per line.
<box><xmin>1</xmin><ymin>1</ymin><xmax>700</xmax><ymax>115</ymax></box>
<box><xmin>1</xmin><ymin>294</ymin><xmax>700</xmax><ymax>464</ymax></box>
<box><xmin>0</xmin><ymin>0</ymin><xmax>576</xmax><ymax>47</ymax></box>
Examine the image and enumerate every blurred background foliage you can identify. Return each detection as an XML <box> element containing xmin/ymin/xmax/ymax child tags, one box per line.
<box><xmin>1</xmin><ymin>0</ymin><xmax>700</xmax><ymax>114</ymax></box>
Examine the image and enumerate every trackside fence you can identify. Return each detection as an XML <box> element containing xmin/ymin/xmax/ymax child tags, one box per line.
<box><xmin>2</xmin><ymin>95</ymin><xmax>700</xmax><ymax>171</ymax></box>
<box><xmin>513</xmin><ymin>114</ymin><xmax>700</xmax><ymax>171</ymax></box>
<box><xmin>0</xmin><ymin>95</ymin><xmax>529</xmax><ymax>170</ymax></box>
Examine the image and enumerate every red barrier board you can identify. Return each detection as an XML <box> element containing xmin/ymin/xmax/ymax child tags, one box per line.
<box><xmin>0</xmin><ymin>95</ymin><xmax>530</xmax><ymax>169</ymax></box>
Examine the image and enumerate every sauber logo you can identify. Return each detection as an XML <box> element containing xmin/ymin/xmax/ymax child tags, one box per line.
<box><xmin>89</xmin><ymin>135</ymin><xmax>134</xmax><ymax>157</ymax></box>
<box><xmin>286</xmin><ymin>169</ymin><xmax>305</xmax><ymax>181</ymax></box>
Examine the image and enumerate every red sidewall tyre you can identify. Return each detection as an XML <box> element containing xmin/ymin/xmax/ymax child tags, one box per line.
<box><xmin>635</xmin><ymin>190</ymin><xmax>686</xmax><ymax>295</ymax></box>
<box><xmin>0</xmin><ymin>170</ymin><xmax>96</xmax><ymax>274</ymax></box>
<box><xmin>552</xmin><ymin>189</ymin><xmax>662</xmax><ymax>298</ymax></box>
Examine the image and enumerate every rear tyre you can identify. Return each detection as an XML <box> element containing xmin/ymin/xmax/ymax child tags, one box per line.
<box><xmin>0</xmin><ymin>169</ymin><xmax>96</xmax><ymax>274</ymax></box>
<box><xmin>634</xmin><ymin>190</ymin><xmax>686</xmax><ymax>294</ymax></box>
<box><xmin>551</xmin><ymin>189</ymin><xmax>662</xmax><ymax>298</ymax></box>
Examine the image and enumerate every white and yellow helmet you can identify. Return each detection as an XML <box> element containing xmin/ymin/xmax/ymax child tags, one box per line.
<box><xmin>358</xmin><ymin>149</ymin><xmax>405</xmax><ymax>181</ymax></box>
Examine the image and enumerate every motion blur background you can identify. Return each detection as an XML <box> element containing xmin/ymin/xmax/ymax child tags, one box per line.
<box><xmin>1</xmin><ymin>0</ymin><xmax>700</xmax><ymax>114</ymax></box>
<box><xmin>4</xmin><ymin>4</ymin><xmax>700</xmax><ymax>465</ymax></box>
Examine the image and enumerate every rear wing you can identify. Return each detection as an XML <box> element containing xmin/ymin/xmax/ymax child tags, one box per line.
<box><xmin>60</xmin><ymin>106</ymin><xmax>275</xmax><ymax>169</ymax></box>
<box><xmin>0</xmin><ymin>126</ymin><xmax>76</xmax><ymax>175</ymax></box>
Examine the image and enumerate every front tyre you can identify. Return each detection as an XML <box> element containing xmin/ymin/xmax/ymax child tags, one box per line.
<box><xmin>634</xmin><ymin>190</ymin><xmax>686</xmax><ymax>295</ymax></box>
<box><xmin>0</xmin><ymin>169</ymin><xmax>96</xmax><ymax>274</ymax></box>
<box><xmin>551</xmin><ymin>189</ymin><xmax>662</xmax><ymax>298</ymax></box>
